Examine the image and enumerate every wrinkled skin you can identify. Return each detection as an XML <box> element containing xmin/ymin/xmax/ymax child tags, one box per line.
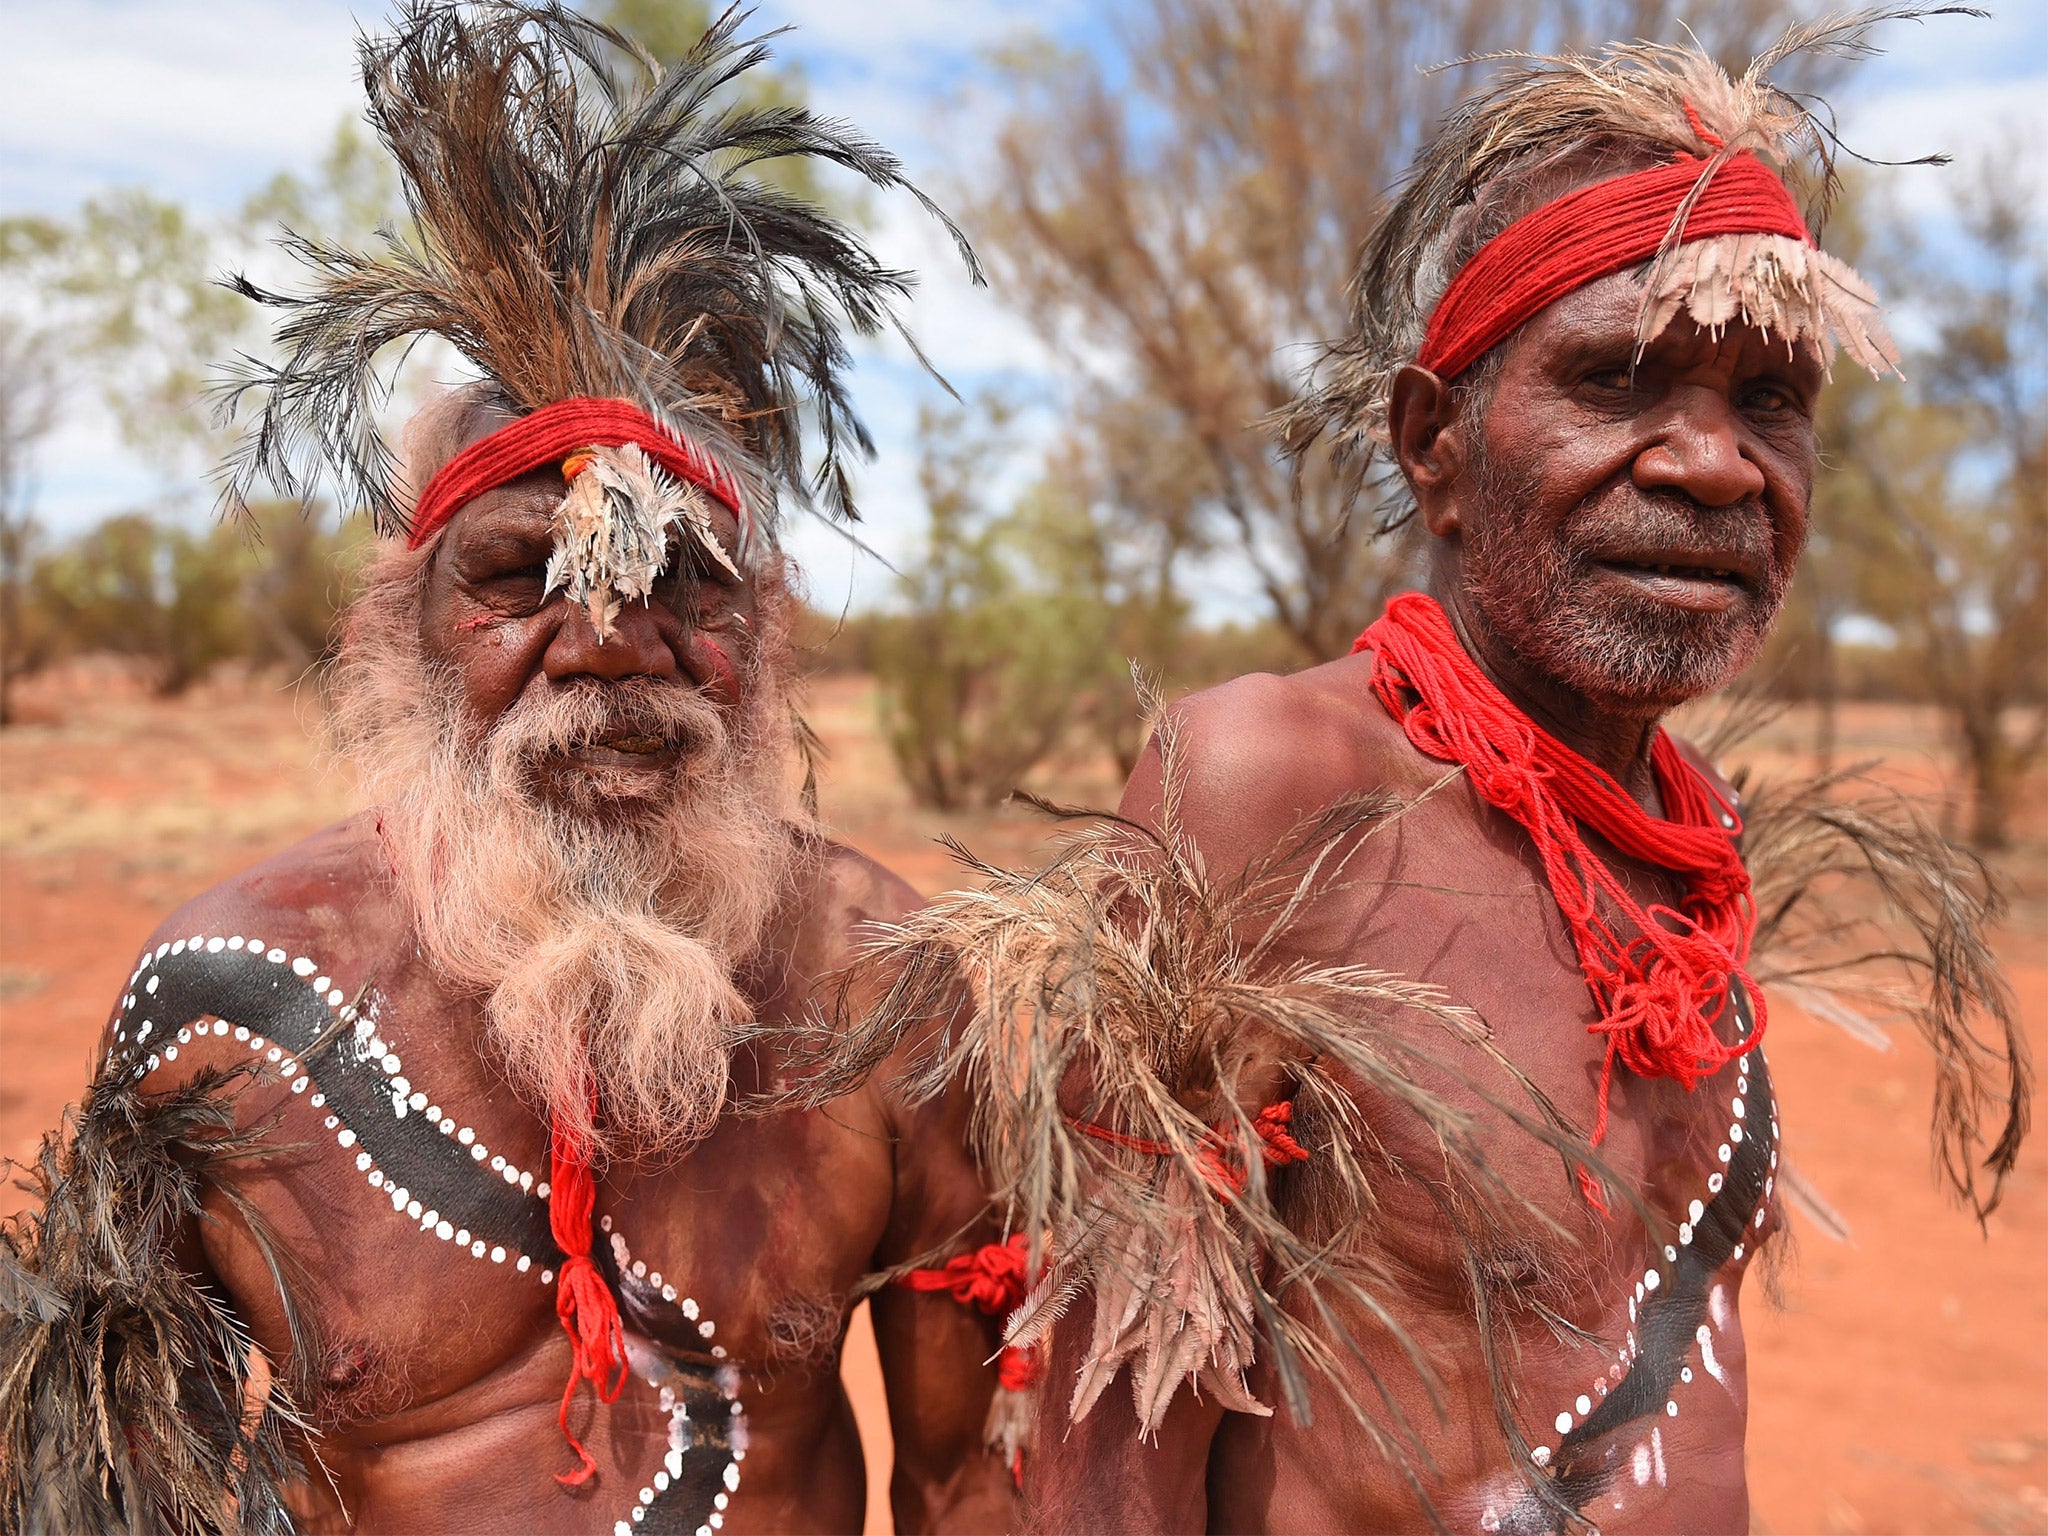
<box><xmin>103</xmin><ymin>417</ymin><xmax>1015</xmax><ymax>1534</ymax></box>
<box><xmin>1029</xmin><ymin>272</ymin><xmax>1821</xmax><ymax>1533</ymax></box>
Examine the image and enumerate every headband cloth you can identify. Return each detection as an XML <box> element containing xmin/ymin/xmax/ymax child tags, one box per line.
<box><xmin>1419</xmin><ymin>152</ymin><xmax>1812</xmax><ymax>381</ymax></box>
<box><xmin>406</xmin><ymin>397</ymin><xmax>746</xmax><ymax>550</ymax></box>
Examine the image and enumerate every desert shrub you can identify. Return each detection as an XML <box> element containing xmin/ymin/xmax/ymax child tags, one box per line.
<box><xmin>17</xmin><ymin>503</ymin><xmax>364</xmax><ymax>696</ymax></box>
<box><xmin>873</xmin><ymin>403</ymin><xmax>1119</xmax><ymax>810</ymax></box>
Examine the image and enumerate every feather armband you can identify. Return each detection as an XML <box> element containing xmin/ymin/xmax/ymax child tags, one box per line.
<box><xmin>1</xmin><ymin>1063</ymin><xmax>314</xmax><ymax>1535</ymax></box>
<box><xmin>800</xmin><ymin>709</ymin><xmax>1608</xmax><ymax>1444</ymax></box>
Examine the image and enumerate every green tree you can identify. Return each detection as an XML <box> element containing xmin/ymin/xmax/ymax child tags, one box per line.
<box><xmin>23</xmin><ymin>504</ymin><xmax>361</xmax><ymax>695</ymax></box>
<box><xmin>873</xmin><ymin>399</ymin><xmax>1119</xmax><ymax>810</ymax></box>
<box><xmin>1833</xmin><ymin>158</ymin><xmax>2048</xmax><ymax>848</ymax></box>
<box><xmin>0</xmin><ymin>316</ymin><xmax>61</xmax><ymax>725</ymax></box>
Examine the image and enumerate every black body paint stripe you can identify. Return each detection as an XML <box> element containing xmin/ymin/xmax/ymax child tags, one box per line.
<box><xmin>113</xmin><ymin>941</ymin><xmax>745</xmax><ymax>1533</ymax></box>
<box><xmin>1498</xmin><ymin>1037</ymin><xmax>1776</xmax><ymax>1531</ymax></box>
<box><xmin>112</xmin><ymin>944</ymin><xmax>558</xmax><ymax>1264</ymax></box>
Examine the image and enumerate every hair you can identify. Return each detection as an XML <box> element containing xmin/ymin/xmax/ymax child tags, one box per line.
<box><xmin>1275</xmin><ymin>8</ymin><xmax>1945</xmax><ymax>524</ymax></box>
<box><xmin>217</xmin><ymin>0</ymin><xmax>979</xmax><ymax>539</ymax></box>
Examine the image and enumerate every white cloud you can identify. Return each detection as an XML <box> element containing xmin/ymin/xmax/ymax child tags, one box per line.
<box><xmin>0</xmin><ymin>1</ymin><xmax>365</xmax><ymax>212</ymax></box>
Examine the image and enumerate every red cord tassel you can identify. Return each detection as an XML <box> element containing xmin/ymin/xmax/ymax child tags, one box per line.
<box><xmin>546</xmin><ymin>1103</ymin><xmax>627</xmax><ymax>1486</ymax></box>
<box><xmin>1355</xmin><ymin>593</ymin><xmax>1762</xmax><ymax>1208</ymax></box>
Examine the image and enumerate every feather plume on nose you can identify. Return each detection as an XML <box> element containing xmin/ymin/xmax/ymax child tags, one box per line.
<box><xmin>546</xmin><ymin>444</ymin><xmax>740</xmax><ymax>641</ymax></box>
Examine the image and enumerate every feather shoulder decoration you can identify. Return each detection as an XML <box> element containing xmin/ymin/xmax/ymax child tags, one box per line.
<box><xmin>1733</xmin><ymin>760</ymin><xmax>2030</xmax><ymax>1221</ymax></box>
<box><xmin>787</xmin><ymin>689</ymin><xmax>1630</xmax><ymax>1522</ymax></box>
<box><xmin>1</xmin><ymin>1063</ymin><xmax>319</xmax><ymax>1535</ymax></box>
<box><xmin>217</xmin><ymin>1</ymin><xmax>980</xmax><ymax>541</ymax></box>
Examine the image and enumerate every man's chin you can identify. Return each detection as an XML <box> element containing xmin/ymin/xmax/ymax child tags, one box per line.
<box><xmin>1525</xmin><ymin>599</ymin><xmax>1772</xmax><ymax>714</ymax></box>
<box><xmin>528</xmin><ymin>751</ymin><xmax>693</xmax><ymax>814</ymax></box>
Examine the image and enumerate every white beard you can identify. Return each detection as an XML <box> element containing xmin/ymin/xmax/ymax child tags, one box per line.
<box><xmin>329</xmin><ymin>552</ymin><xmax>801</xmax><ymax>1158</ymax></box>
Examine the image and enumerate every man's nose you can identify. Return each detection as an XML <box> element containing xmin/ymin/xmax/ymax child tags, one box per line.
<box><xmin>542</xmin><ymin>598</ymin><xmax>680</xmax><ymax>682</ymax></box>
<box><xmin>1632</xmin><ymin>392</ymin><xmax>1768</xmax><ymax>508</ymax></box>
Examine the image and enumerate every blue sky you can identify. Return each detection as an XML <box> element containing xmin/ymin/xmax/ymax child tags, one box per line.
<box><xmin>2</xmin><ymin>0</ymin><xmax>2043</xmax><ymax>615</ymax></box>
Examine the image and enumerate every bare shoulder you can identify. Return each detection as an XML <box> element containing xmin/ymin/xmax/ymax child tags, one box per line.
<box><xmin>129</xmin><ymin>813</ymin><xmax>398</xmax><ymax>973</ymax></box>
<box><xmin>1664</xmin><ymin>732</ymin><xmax>1744</xmax><ymax>815</ymax></box>
<box><xmin>779</xmin><ymin>836</ymin><xmax>925</xmax><ymax>984</ymax></box>
<box><xmin>1126</xmin><ymin>652</ymin><xmax>1434</xmax><ymax>877</ymax></box>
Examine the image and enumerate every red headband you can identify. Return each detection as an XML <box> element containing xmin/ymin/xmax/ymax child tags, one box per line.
<box><xmin>405</xmin><ymin>397</ymin><xmax>747</xmax><ymax>550</ymax></box>
<box><xmin>1418</xmin><ymin>152</ymin><xmax>1812</xmax><ymax>382</ymax></box>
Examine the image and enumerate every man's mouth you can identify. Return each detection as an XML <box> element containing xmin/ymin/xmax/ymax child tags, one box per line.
<box><xmin>1591</xmin><ymin>551</ymin><xmax>1758</xmax><ymax>611</ymax></box>
<box><xmin>548</xmin><ymin>731</ymin><xmax>684</xmax><ymax>771</ymax></box>
<box><xmin>597</xmin><ymin>733</ymin><xmax>671</xmax><ymax>755</ymax></box>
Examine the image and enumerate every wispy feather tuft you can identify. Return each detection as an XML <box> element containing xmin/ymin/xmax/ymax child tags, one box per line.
<box><xmin>785</xmin><ymin>688</ymin><xmax>1630</xmax><ymax>1524</ymax></box>
<box><xmin>1</xmin><ymin>1064</ymin><xmax>320</xmax><ymax>1535</ymax></box>
<box><xmin>1735</xmin><ymin>761</ymin><xmax>2030</xmax><ymax>1221</ymax></box>
<box><xmin>216</xmin><ymin>1</ymin><xmax>980</xmax><ymax>538</ymax></box>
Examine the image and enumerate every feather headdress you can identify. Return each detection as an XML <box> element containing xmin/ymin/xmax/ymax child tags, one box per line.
<box><xmin>1278</xmin><ymin>7</ymin><xmax>1965</xmax><ymax>503</ymax></box>
<box><xmin>218</xmin><ymin>1</ymin><xmax>978</xmax><ymax>555</ymax></box>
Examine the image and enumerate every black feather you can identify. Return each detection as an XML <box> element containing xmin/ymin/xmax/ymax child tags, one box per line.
<box><xmin>215</xmin><ymin>1</ymin><xmax>979</xmax><ymax>537</ymax></box>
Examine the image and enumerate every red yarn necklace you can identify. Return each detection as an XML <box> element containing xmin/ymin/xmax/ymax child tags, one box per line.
<box><xmin>1354</xmin><ymin>593</ymin><xmax>1762</xmax><ymax>1204</ymax></box>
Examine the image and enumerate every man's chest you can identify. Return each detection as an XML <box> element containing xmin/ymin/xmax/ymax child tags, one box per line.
<box><xmin>113</xmin><ymin>929</ymin><xmax>893</xmax><ymax>1416</ymax></box>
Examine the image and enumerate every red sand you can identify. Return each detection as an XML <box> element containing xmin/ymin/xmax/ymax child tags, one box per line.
<box><xmin>2</xmin><ymin>671</ymin><xmax>2042</xmax><ymax>1533</ymax></box>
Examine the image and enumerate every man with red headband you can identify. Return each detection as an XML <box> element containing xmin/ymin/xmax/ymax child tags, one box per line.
<box><xmin>842</xmin><ymin>24</ymin><xmax>2027</xmax><ymax>1536</ymax></box>
<box><xmin>0</xmin><ymin>8</ymin><xmax>1024</xmax><ymax>1534</ymax></box>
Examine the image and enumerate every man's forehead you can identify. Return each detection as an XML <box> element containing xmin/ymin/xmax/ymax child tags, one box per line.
<box><xmin>1522</xmin><ymin>271</ymin><xmax>1829</xmax><ymax>377</ymax></box>
<box><xmin>437</xmin><ymin>458</ymin><xmax>748</xmax><ymax>563</ymax></box>
<box><xmin>399</xmin><ymin>390</ymin><xmax>521</xmax><ymax>499</ymax></box>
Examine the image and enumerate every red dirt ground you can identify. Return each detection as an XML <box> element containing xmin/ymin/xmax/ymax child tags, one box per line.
<box><xmin>2</xmin><ymin>668</ymin><xmax>2043</xmax><ymax>1534</ymax></box>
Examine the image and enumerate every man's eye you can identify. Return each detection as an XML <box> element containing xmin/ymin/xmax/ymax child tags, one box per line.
<box><xmin>1743</xmin><ymin>383</ymin><xmax>1802</xmax><ymax>415</ymax></box>
<box><xmin>483</xmin><ymin>563</ymin><xmax>551</xmax><ymax>611</ymax></box>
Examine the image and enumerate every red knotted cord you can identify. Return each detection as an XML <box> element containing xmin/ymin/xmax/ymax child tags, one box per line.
<box><xmin>899</xmin><ymin>1231</ymin><xmax>1036</xmax><ymax>1316</ymax></box>
<box><xmin>1355</xmin><ymin>593</ymin><xmax>1762</xmax><ymax>1208</ymax></box>
<box><xmin>898</xmin><ymin>1230</ymin><xmax>1046</xmax><ymax>1481</ymax></box>
<box><xmin>1419</xmin><ymin>151</ymin><xmax>1811</xmax><ymax>382</ymax></box>
<box><xmin>1072</xmin><ymin>1100</ymin><xmax>1311</xmax><ymax>1201</ymax></box>
<box><xmin>405</xmin><ymin>396</ymin><xmax>746</xmax><ymax>551</ymax></box>
<box><xmin>546</xmin><ymin>1098</ymin><xmax>627</xmax><ymax>1486</ymax></box>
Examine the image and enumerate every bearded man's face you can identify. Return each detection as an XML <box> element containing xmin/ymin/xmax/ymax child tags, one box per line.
<box><xmin>330</xmin><ymin>401</ymin><xmax>799</xmax><ymax>1159</ymax></box>
<box><xmin>1432</xmin><ymin>269</ymin><xmax>1824</xmax><ymax>714</ymax></box>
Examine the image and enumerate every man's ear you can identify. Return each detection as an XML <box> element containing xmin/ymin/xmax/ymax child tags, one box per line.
<box><xmin>1389</xmin><ymin>364</ymin><xmax>1468</xmax><ymax>537</ymax></box>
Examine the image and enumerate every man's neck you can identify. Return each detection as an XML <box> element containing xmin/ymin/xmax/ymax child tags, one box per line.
<box><xmin>1428</xmin><ymin>582</ymin><xmax>1666</xmax><ymax>813</ymax></box>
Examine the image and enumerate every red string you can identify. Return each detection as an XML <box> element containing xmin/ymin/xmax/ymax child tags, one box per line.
<box><xmin>546</xmin><ymin>1099</ymin><xmax>627</xmax><ymax>1486</ymax></box>
<box><xmin>406</xmin><ymin>397</ymin><xmax>746</xmax><ymax>550</ymax></box>
<box><xmin>1354</xmin><ymin>594</ymin><xmax>1762</xmax><ymax>1207</ymax></box>
<box><xmin>1419</xmin><ymin>152</ymin><xmax>1810</xmax><ymax>382</ymax></box>
<box><xmin>898</xmin><ymin>1232</ymin><xmax>1036</xmax><ymax>1317</ymax></box>
<box><xmin>1072</xmin><ymin>1100</ymin><xmax>1311</xmax><ymax>1201</ymax></box>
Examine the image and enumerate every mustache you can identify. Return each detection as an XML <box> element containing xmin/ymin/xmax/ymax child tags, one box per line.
<box><xmin>1561</xmin><ymin>486</ymin><xmax>1778</xmax><ymax>578</ymax></box>
<box><xmin>487</xmin><ymin>676</ymin><xmax>727</xmax><ymax>761</ymax></box>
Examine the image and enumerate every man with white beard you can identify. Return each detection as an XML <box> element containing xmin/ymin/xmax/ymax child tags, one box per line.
<box><xmin>0</xmin><ymin>8</ymin><xmax>1021</xmax><ymax>1534</ymax></box>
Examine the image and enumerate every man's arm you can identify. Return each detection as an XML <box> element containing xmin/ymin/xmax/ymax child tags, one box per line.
<box><xmin>1025</xmin><ymin>1296</ymin><xmax>1227</xmax><ymax>1536</ymax></box>
<box><xmin>869</xmin><ymin>1073</ymin><xmax>1021</xmax><ymax>1534</ymax></box>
